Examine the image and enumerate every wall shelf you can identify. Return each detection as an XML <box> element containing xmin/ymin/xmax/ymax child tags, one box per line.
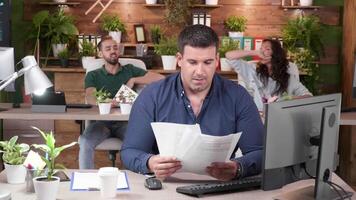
<box><xmin>39</xmin><ymin>2</ymin><xmax>80</xmax><ymax>6</ymax></box>
<box><xmin>144</xmin><ymin>4</ymin><xmax>221</xmax><ymax>8</ymax></box>
<box><xmin>281</xmin><ymin>6</ymin><xmax>321</xmax><ymax>10</ymax></box>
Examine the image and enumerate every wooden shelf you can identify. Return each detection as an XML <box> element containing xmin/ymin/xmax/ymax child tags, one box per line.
<box><xmin>39</xmin><ymin>2</ymin><xmax>80</xmax><ymax>6</ymax></box>
<box><xmin>144</xmin><ymin>4</ymin><xmax>221</xmax><ymax>8</ymax></box>
<box><xmin>144</xmin><ymin>4</ymin><xmax>165</xmax><ymax>7</ymax></box>
<box><xmin>281</xmin><ymin>6</ymin><xmax>321</xmax><ymax>10</ymax></box>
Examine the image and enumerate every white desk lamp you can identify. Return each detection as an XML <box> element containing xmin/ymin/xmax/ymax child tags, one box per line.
<box><xmin>0</xmin><ymin>55</ymin><xmax>52</xmax><ymax>94</ymax></box>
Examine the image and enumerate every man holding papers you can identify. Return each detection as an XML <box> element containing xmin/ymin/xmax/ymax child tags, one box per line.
<box><xmin>121</xmin><ymin>25</ymin><xmax>264</xmax><ymax>181</ymax></box>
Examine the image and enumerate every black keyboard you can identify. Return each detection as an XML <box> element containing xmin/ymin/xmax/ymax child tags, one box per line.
<box><xmin>66</xmin><ymin>103</ymin><xmax>92</xmax><ymax>109</ymax></box>
<box><xmin>176</xmin><ymin>176</ymin><xmax>261</xmax><ymax>197</ymax></box>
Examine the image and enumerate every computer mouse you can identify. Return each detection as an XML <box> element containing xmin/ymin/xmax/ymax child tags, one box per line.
<box><xmin>144</xmin><ymin>178</ymin><xmax>162</xmax><ymax>190</ymax></box>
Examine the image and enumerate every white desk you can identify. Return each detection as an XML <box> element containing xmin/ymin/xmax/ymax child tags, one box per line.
<box><xmin>0</xmin><ymin>103</ymin><xmax>129</xmax><ymax>121</ymax></box>
<box><xmin>0</xmin><ymin>170</ymin><xmax>354</xmax><ymax>200</ymax></box>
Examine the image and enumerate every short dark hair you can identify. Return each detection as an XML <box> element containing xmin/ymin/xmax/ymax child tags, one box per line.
<box><xmin>178</xmin><ymin>25</ymin><xmax>219</xmax><ymax>54</ymax></box>
<box><xmin>97</xmin><ymin>35</ymin><xmax>114</xmax><ymax>51</ymax></box>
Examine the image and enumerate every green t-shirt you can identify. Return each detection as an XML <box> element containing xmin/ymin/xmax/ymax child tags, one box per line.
<box><xmin>85</xmin><ymin>64</ymin><xmax>147</xmax><ymax>98</ymax></box>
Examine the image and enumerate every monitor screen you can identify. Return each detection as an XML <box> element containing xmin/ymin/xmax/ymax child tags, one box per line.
<box><xmin>261</xmin><ymin>94</ymin><xmax>352</xmax><ymax>199</ymax></box>
<box><xmin>0</xmin><ymin>47</ymin><xmax>15</xmax><ymax>91</ymax></box>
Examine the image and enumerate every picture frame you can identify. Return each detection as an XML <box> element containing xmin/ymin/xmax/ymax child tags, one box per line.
<box><xmin>134</xmin><ymin>24</ymin><xmax>146</xmax><ymax>43</ymax></box>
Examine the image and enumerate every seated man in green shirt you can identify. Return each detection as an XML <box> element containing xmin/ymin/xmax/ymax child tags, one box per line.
<box><xmin>79</xmin><ymin>35</ymin><xmax>164</xmax><ymax>169</ymax></box>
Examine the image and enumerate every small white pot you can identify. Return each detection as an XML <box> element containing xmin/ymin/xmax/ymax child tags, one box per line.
<box><xmin>300</xmin><ymin>0</ymin><xmax>313</xmax><ymax>6</ymax></box>
<box><xmin>52</xmin><ymin>44</ymin><xmax>67</xmax><ymax>58</ymax></box>
<box><xmin>120</xmin><ymin>103</ymin><xmax>132</xmax><ymax>114</ymax></box>
<box><xmin>81</xmin><ymin>56</ymin><xmax>97</xmax><ymax>70</ymax></box>
<box><xmin>220</xmin><ymin>58</ymin><xmax>232</xmax><ymax>71</ymax></box>
<box><xmin>4</xmin><ymin>163</ymin><xmax>26</xmax><ymax>184</ymax></box>
<box><xmin>161</xmin><ymin>55</ymin><xmax>177</xmax><ymax>70</ymax></box>
<box><xmin>33</xmin><ymin>176</ymin><xmax>60</xmax><ymax>200</ymax></box>
<box><xmin>98</xmin><ymin>103</ymin><xmax>112</xmax><ymax>115</ymax></box>
<box><xmin>228</xmin><ymin>32</ymin><xmax>244</xmax><ymax>38</ymax></box>
<box><xmin>205</xmin><ymin>0</ymin><xmax>218</xmax><ymax>5</ymax></box>
<box><xmin>109</xmin><ymin>31</ymin><xmax>122</xmax><ymax>44</ymax></box>
<box><xmin>145</xmin><ymin>0</ymin><xmax>157</xmax><ymax>4</ymax></box>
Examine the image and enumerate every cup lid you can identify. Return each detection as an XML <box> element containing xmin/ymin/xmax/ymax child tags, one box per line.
<box><xmin>98</xmin><ymin>167</ymin><xmax>119</xmax><ymax>176</ymax></box>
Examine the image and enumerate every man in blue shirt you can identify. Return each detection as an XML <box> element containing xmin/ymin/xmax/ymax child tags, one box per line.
<box><xmin>121</xmin><ymin>25</ymin><xmax>264</xmax><ymax>181</ymax></box>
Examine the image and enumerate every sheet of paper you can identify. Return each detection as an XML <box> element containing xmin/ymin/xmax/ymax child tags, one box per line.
<box><xmin>71</xmin><ymin>171</ymin><xmax>129</xmax><ymax>191</ymax></box>
<box><xmin>151</xmin><ymin>122</ymin><xmax>242</xmax><ymax>175</ymax></box>
<box><xmin>114</xmin><ymin>84</ymin><xmax>138</xmax><ymax>103</ymax></box>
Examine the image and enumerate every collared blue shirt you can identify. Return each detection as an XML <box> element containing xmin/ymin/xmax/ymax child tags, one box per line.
<box><xmin>121</xmin><ymin>73</ymin><xmax>264</xmax><ymax>178</ymax></box>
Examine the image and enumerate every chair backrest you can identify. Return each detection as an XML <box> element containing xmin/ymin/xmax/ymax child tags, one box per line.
<box><xmin>85</xmin><ymin>58</ymin><xmax>146</xmax><ymax>74</ymax></box>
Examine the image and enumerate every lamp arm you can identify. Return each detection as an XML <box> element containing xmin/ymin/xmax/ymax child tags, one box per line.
<box><xmin>0</xmin><ymin>72</ymin><xmax>19</xmax><ymax>91</ymax></box>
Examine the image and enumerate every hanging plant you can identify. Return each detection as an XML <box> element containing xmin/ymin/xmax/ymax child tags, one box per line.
<box><xmin>164</xmin><ymin>0</ymin><xmax>199</xmax><ymax>26</ymax></box>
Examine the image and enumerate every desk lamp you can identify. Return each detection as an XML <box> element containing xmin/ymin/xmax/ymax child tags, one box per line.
<box><xmin>0</xmin><ymin>55</ymin><xmax>53</xmax><ymax>111</ymax></box>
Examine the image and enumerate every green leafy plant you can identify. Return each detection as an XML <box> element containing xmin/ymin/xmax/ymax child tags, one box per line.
<box><xmin>0</xmin><ymin>136</ymin><xmax>30</xmax><ymax>165</ymax></box>
<box><xmin>154</xmin><ymin>36</ymin><xmax>178</xmax><ymax>56</ymax></box>
<box><xmin>57</xmin><ymin>48</ymin><xmax>69</xmax><ymax>59</ymax></box>
<box><xmin>219</xmin><ymin>37</ymin><xmax>240</xmax><ymax>58</ymax></box>
<box><xmin>150</xmin><ymin>25</ymin><xmax>162</xmax><ymax>44</ymax></box>
<box><xmin>79</xmin><ymin>39</ymin><xmax>96</xmax><ymax>57</ymax></box>
<box><xmin>32</xmin><ymin>127</ymin><xmax>77</xmax><ymax>181</ymax></box>
<box><xmin>225</xmin><ymin>16</ymin><xmax>247</xmax><ymax>32</ymax></box>
<box><xmin>45</xmin><ymin>9</ymin><xmax>78</xmax><ymax>44</ymax></box>
<box><xmin>93</xmin><ymin>88</ymin><xmax>112</xmax><ymax>103</ymax></box>
<box><xmin>282</xmin><ymin>15</ymin><xmax>324</xmax><ymax>94</ymax></box>
<box><xmin>282</xmin><ymin>15</ymin><xmax>324</xmax><ymax>57</ymax></box>
<box><xmin>164</xmin><ymin>0</ymin><xmax>198</xmax><ymax>26</ymax></box>
<box><xmin>101</xmin><ymin>14</ymin><xmax>126</xmax><ymax>33</ymax></box>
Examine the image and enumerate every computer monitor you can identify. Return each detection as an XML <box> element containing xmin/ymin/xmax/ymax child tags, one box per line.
<box><xmin>262</xmin><ymin>94</ymin><xmax>353</xmax><ymax>199</ymax></box>
<box><xmin>0</xmin><ymin>47</ymin><xmax>15</xmax><ymax>91</ymax></box>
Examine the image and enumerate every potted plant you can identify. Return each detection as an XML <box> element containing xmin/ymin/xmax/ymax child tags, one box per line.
<box><xmin>101</xmin><ymin>14</ymin><xmax>126</xmax><ymax>43</ymax></box>
<box><xmin>164</xmin><ymin>0</ymin><xmax>196</xmax><ymax>26</ymax></box>
<box><xmin>205</xmin><ymin>0</ymin><xmax>218</xmax><ymax>5</ymax></box>
<box><xmin>300</xmin><ymin>0</ymin><xmax>313</xmax><ymax>6</ymax></box>
<box><xmin>94</xmin><ymin>88</ymin><xmax>112</xmax><ymax>115</ymax></box>
<box><xmin>115</xmin><ymin>85</ymin><xmax>138</xmax><ymax>114</ymax></box>
<box><xmin>31</xmin><ymin>127</ymin><xmax>76</xmax><ymax>200</ymax></box>
<box><xmin>219</xmin><ymin>37</ymin><xmax>240</xmax><ymax>71</ymax></box>
<box><xmin>80</xmin><ymin>39</ymin><xmax>97</xmax><ymax>70</ymax></box>
<box><xmin>154</xmin><ymin>36</ymin><xmax>178</xmax><ymax>70</ymax></box>
<box><xmin>225</xmin><ymin>15</ymin><xmax>247</xmax><ymax>38</ymax></box>
<box><xmin>150</xmin><ymin>25</ymin><xmax>162</xmax><ymax>44</ymax></box>
<box><xmin>282</xmin><ymin>15</ymin><xmax>323</xmax><ymax>94</ymax></box>
<box><xmin>57</xmin><ymin>48</ymin><xmax>69</xmax><ymax>68</ymax></box>
<box><xmin>146</xmin><ymin>0</ymin><xmax>157</xmax><ymax>4</ymax></box>
<box><xmin>0</xmin><ymin>136</ymin><xmax>30</xmax><ymax>184</ymax></box>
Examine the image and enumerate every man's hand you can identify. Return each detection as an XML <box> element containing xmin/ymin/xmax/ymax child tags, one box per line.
<box><xmin>126</xmin><ymin>78</ymin><xmax>136</xmax><ymax>89</ymax></box>
<box><xmin>148</xmin><ymin>155</ymin><xmax>182</xmax><ymax>179</ymax></box>
<box><xmin>206</xmin><ymin>161</ymin><xmax>239</xmax><ymax>181</ymax></box>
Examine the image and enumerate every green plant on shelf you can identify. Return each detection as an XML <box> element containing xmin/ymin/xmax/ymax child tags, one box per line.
<box><xmin>0</xmin><ymin>136</ymin><xmax>30</xmax><ymax>165</ymax></box>
<box><xmin>153</xmin><ymin>36</ymin><xmax>178</xmax><ymax>56</ymax></box>
<box><xmin>224</xmin><ymin>15</ymin><xmax>247</xmax><ymax>32</ymax></box>
<box><xmin>93</xmin><ymin>88</ymin><xmax>112</xmax><ymax>103</ymax></box>
<box><xmin>101</xmin><ymin>14</ymin><xmax>126</xmax><ymax>33</ymax></box>
<box><xmin>79</xmin><ymin>39</ymin><xmax>96</xmax><ymax>57</ymax></box>
<box><xmin>219</xmin><ymin>37</ymin><xmax>240</xmax><ymax>58</ymax></box>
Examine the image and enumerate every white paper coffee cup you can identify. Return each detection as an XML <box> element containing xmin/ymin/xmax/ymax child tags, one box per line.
<box><xmin>98</xmin><ymin>167</ymin><xmax>119</xmax><ymax>198</ymax></box>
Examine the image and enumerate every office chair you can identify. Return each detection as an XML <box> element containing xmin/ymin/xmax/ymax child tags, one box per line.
<box><xmin>81</xmin><ymin>58</ymin><xmax>146</xmax><ymax>167</ymax></box>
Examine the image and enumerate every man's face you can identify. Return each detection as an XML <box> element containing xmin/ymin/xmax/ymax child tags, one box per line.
<box><xmin>177</xmin><ymin>45</ymin><xmax>218</xmax><ymax>94</ymax></box>
<box><xmin>99</xmin><ymin>39</ymin><xmax>119</xmax><ymax>65</ymax></box>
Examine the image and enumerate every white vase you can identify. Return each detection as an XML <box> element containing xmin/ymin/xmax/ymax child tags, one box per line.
<box><xmin>52</xmin><ymin>44</ymin><xmax>67</xmax><ymax>58</ymax></box>
<box><xmin>98</xmin><ymin>103</ymin><xmax>112</xmax><ymax>115</ymax></box>
<box><xmin>120</xmin><ymin>103</ymin><xmax>132</xmax><ymax>114</ymax></box>
<box><xmin>205</xmin><ymin>0</ymin><xmax>218</xmax><ymax>5</ymax></box>
<box><xmin>109</xmin><ymin>31</ymin><xmax>122</xmax><ymax>44</ymax></box>
<box><xmin>228</xmin><ymin>32</ymin><xmax>244</xmax><ymax>38</ymax></box>
<box><xmin>145</xmin><ymin>0</ymin><xmax>157</xmax><ymax>4</ymax></box>
<box><xmin>81</xmin><ymin>56</ymin><xmax>97</xmax><ymax>70</ymax></box>
<box><xmin>161</xmin><ymin>55</ymin><xmax>177</xmax><ymax>70</ymax></box>
<box><xmin>220</xmin><ymin>58</ymin><xmax>232</xmax><ymax>71</ymax></box>
<box><xmin>299</xmin><ymin>0</ymin><xmax>313</xmax><ymax>6</ymax></box>
<box><xmin>4</xmin><ymin>163</ymin><xmax>26</xmax><ymax>184</ymax></box>
<box><xmin>33</xmin><ymin>176</ymin><xmax>60</xmax><ymax>200</ymax></box>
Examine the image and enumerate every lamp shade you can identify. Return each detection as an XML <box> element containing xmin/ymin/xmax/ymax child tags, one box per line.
<box><xmin>23</xmin><ymin>56</ymin><xmax>53</xmax><ymax>95</ymax></box>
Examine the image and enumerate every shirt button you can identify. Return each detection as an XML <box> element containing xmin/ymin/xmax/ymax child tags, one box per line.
<box><xmin>187</xmin><ymin>105</ymin><xmax>191</xmax><ymax>108</ymax></box>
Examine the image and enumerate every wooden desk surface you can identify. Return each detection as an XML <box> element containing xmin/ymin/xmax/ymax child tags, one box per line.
<box><xmin>0</xmin><ymin>103</ymin><xmax>129</xmax><ymax>121</ymax></box>
<box><xmin>0</xmin><ymin>170</ymin><xmax>354</xmax><ymax>200</ymax></box>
